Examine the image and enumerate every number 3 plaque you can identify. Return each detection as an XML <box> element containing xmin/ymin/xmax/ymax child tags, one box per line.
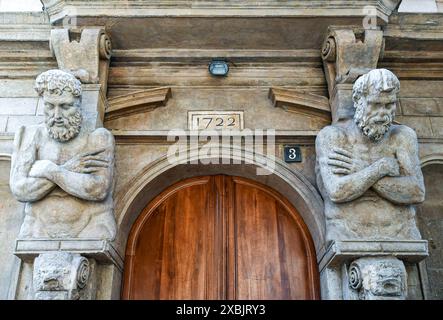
<box><xmin>284</xmin><ymin>145</ymin><xmax>302</xmax><ymax>163</ymax></box>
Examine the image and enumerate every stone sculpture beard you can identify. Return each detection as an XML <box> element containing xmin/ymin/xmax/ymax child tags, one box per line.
<box><xmin>45</xmin><ymin>109</ymin><xmax>82</xmax><ymax>142</ymax></box>
<box><xmin>354</xmin><ymin>98</ymin><xmax>393</xmax><ymax>142</ymax></box>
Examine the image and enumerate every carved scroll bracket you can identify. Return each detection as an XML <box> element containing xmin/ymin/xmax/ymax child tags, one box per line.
<box><xmin>50</xmin><ymin>29</ymin><xmax>112</xmax><ymax>128</ymax></box>
<box><xmin>33</xmin><ymin>252</ymin><xmax>97</xmax><ymax>300</ymax></box>
<box><xmin>50</xmin><ymin>28</ymin><xmax>112</xmax><ymax>90</ymax></box>
<box><xmin>321</xmin><ymin>27</ymin><xmax>384</xmax><ymax>122</ymax></box>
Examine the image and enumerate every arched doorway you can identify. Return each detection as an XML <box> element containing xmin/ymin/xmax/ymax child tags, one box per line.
<box><xmin>122</xmin><ymin>175</ymin><xmax>319</xmax><ymax>300</ymax></box>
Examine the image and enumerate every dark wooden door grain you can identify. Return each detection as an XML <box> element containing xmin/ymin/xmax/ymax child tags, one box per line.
<box><xmin>122</xmin><ymin>175</ymin><xmax>319</xmax><ymax>300</ymax></box>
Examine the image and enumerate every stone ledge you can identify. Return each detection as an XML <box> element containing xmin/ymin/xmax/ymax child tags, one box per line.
<box><xmin>0</xmin><ymin>13</ymin><xmax>50</xmax><ymax>42</ymax></box>
<box><xmin>14</xmin><ymin>239</ymin><xmax>124</xmax><ymax>272</ymax></box>
<box><xmin>105</xmin><ymin>87</ymin><xmax>171</xmax><ymax>121</ymax></box>
<box><xmin>318</xmin><ymin>240</ymin><xmax>429</xmax><ymax>271</ymax></box>
<box><xmin>269</xmin><ymin>87</ymin><xmax>331</xmax><ymax>121</ymax></box>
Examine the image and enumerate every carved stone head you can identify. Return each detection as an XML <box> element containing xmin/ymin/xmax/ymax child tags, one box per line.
<box><xmin>348</xmin><ymin>256</ymin><xmax>407</xmax><ymax>300</ymax></box>
<box><xmin>35</xmin><ymin>69</ymin><xmax>83</xmax><ymax>142</ymax></box>
<box><xmin>352</xmin><ymin>69</ymin><xmax>400</xmax><ymax>142</ymax></box>
<box><xmin>33</xmin><ymin>252</ymin><xmax>90</xmax><ymax>300</ymax></box>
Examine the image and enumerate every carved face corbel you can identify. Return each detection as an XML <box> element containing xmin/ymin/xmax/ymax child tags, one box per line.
<box><xmin>348</xmin><ymin>256</ymin><xmax>407</xmax><ymax>300</ymax></box>
<box><xmin>33</xmin><ymin>252</ymin><xmax>91</xmax><ymax>300</ymax></box>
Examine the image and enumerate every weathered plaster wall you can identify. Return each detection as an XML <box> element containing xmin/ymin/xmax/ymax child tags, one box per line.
<box><xmin>0</xmin><ymin>159</ymin><xmax>24</xmax><ymax>299</ymax></box>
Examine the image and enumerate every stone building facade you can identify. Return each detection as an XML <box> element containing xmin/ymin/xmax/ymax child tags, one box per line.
<box><xmin>0</xmin><ymin>0</ymin><xmax>442</xmax><ymax>300</ymax></box>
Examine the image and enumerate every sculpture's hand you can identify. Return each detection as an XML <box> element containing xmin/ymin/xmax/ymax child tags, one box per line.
<box><xmin>327</xmin><ymin>147</ymin><xmax>367</xmax><ymax>175</ymax></box>
<box><xmin>62</xmin><ymin>148</ymin><xmax>110</xmax><ymax>174</ymax></box>
<box><xmin>377</xmin><ymin>157</ymin><xmax>400</xmax><ymax>177</ymax></box>
<box><xmin>29</xmin><ymin>160</ymin><xmax>57</xmax><ymax>179</ymax></box>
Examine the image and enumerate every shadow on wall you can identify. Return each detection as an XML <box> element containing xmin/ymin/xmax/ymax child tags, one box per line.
<box><xmin>416</xmin><ymin>163</ymin><xmax>443</xmax><ymax>300</ymax></box>
<box><xmin>0</xmin><ymin>157</ymin><xmax>25</xmax><ymax>299</ymax></box>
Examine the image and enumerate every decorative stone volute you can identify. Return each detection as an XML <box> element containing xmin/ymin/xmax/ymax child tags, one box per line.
<box><xmin>50</xmin><ymin>28</ymin><xmax>112</xmax><ymax>89</ymax></box>
<box><xmin>321</xmin><ymin>27</ymin><xmax>384</xmax><ymax>122</ymax></box>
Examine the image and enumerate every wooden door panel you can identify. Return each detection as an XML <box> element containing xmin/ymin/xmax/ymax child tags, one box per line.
<box><xmin>275</xmin><ymin>202</ymin><xmax>313</xmax><ymax>299</ymax></box>
<box><xmin>125</xmin><ymin>177</ymin><xmax>223</xmax><ymax>299</ymax></box>
<box><xmin>232</xmin><ymin>178</ymin><xmax>315</xmax><ymax>299</ymax></box>
<box><xmin>123</xmin><ymin>175</ymin><xmax>319</xmax><ymax>300</ymax></box>
<box><xmin>233</xmin><ymin>180</ymin><xmax>283</xmax><ymax>299</ymax></box>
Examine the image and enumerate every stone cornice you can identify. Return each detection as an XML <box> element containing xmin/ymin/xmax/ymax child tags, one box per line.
<box><xmin>0</xmin><ymin>49</ymin><xmax>56</xmax><ymax>80</ymax></box>
<box><xmin>42</xmin><ymin>0</ymin><xmax>400</xmax><ymax>22</ymax></box>
<box><xmin>112</xmin><ymin>49</ymin><xmax>321</xmax><ymax>63</ymax></box>
<box><xmin>385</xmin><ymin>13</ymin><xmax>443</xmax><ymax>40</ymax></box>
<box><xmin>0</xmin><ymin>12</ymin><xmax>50</xmax><ymax>42</ymax></box>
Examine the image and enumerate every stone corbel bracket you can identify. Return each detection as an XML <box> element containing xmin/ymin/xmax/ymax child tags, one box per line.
<box><xmin>321</xmin><ymin>27</ymin><xmax>384</xmax><ymax>122</ymax></box>
<box><xmin>319</xmin><ymin>240</ymin><xmax>428</xmax><ymax>300</ymax></box>
<box><xmin>50</xmin><ymin>28</ymin><xmax>112</xmax><ymax>90</ymax></box>
<box><xmin>14</xmin><ymin>239</ymin><xmax>124</xmax><ymax>272</ymax></box>
<box><xmin>105</xmin><ymin>87</ymin><xmax>172</xmax><ymax>121</ymax></box>
<box><xmin>318</xmin><ymin>240</ymin><xmax>429</xmax><ymax>272</ymax></box>
<box><xmin>269</xmin><ymin>87</ymin><xmax>331</xmax><ymax>122</ymax></box>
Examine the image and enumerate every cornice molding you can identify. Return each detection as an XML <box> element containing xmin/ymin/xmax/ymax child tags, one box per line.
<box><xmin>0</xmin><ymin>153</ymin><xmax>11</xmax><ymax>161</ymax></box>
<box><xmin>0</xmin><ymin>12</ymin><xmax>50</xmax><ymax>41</ymax></box>
<box><xmin>384</xmin><ymin>13</ymin><xmax>443</xmax><ymax>40</ymax></box>
<box><xmin>41</xmin><ymin>0</ymin><xmax>400</xmax><ymax>22</ymax></box>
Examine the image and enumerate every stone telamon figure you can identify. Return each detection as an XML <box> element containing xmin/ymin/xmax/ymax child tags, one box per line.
<box><xmin>316</xmin><ymin>69</ymin><xmax>425</xmax><ymax>242</ymax></box>
<box><xmin>10</xmin><ymin>69</ymin><xmax>116</xmax><ymax>240</ymax></box>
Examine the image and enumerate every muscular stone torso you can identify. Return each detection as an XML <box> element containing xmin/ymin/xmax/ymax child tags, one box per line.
<box><xmin>19</xmin><ymin>126</ymin><xmax>113</xmax><ymax>239</ymax></box>
<box><xmin>316</xmin><ymin>124</ymin><xmax>421</xmax><ymax>241</ymax></box>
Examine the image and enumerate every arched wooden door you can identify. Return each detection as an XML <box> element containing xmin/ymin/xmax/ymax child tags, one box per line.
<box><xmin>122</xmin><ymin>175</ymin><xmax>319</xmax><ymax>299</ymax></box>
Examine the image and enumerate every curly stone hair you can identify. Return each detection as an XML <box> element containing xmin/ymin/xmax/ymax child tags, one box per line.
<box><xmin>34</xmin><ymin>69</ymin><xmax>82</xmax><ymax>97</ymax></box>
<box><xmin>352</xmin><ymin>69</ymin><xmax>400</xmax><ymax>105</ymax></box>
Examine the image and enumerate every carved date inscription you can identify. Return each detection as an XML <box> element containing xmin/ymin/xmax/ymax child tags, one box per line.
<box><xmin>188</xmin><ymin>111</ymin><xmax>244</xmax><ymax>130</ymax></box>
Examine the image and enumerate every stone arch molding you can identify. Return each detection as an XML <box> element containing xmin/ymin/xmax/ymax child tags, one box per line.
<box><xmin>0</xmin><ymin>153</ymin><xmax>11</xmax><ymax>162</ymax></box>
<box><xmin>420</xmin><ymin>153</ymin><xmax>443</xmax><ymax>167</ymax></box>
<box><xmin>115</xmin><ymin>145</ymin><xmax>326</xmax><ymax>259</ymax></box>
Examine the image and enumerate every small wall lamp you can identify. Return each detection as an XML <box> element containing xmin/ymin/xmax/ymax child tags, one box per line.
<box><xmin>208</xmin><ymin>59</ymin><xmax>229</xmax><ymax>77</ymax></box>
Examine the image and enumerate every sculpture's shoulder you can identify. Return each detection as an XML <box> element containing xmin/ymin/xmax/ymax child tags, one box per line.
<box><xmin>389</xmin><ymin>124</ymin><xmax>418</xmax><ymax>146</ymax></box>
<box><xmin>13</xmin><ymin>124</ymin><xmax>46</xmax><ymax>150</ymax></box>
<box><xmin>88</xmin><ymin>127</ymin><xmax>115</xmax><ymax>149</ymax></box>
<box><xmin>16</xmin><ymin>123</ymin><xmax>45</xmax><ymax>138</ymax></box>
<box><xmin>390</xmin><ymin>124</ymin><xmax>417</xmax><ymax>139</ymax></box>
<box><xmin>316</xmin><ymin>124</ymin><xmax>348</xmax><ymax>146</ymax></box>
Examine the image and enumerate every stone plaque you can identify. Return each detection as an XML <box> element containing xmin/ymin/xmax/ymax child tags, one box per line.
<box><xmin>188</xmin><ymin>111</ymin><xmax>244</xmax><ymax>130</ymax></box>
